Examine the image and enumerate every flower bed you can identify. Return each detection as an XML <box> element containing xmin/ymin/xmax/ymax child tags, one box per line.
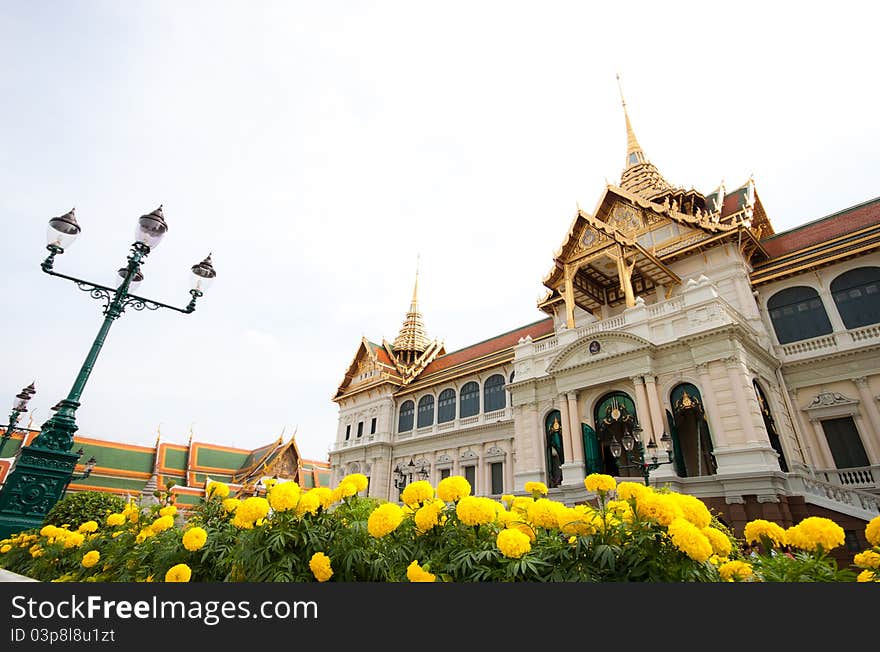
<box><xmin>1</xmin><ymin>474</ymin><xmax>877</xmax><ymax>583</ymax></box>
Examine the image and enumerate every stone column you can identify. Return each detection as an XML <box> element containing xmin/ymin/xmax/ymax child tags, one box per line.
<box><xmin>696</xmin><ymin>363</ymin><xmax>727</xmax><ymax>448</ymax></box>
<box><xmin>853</xmin><ymin>377</ymin><xmax>880</xmax><ymax>463</ymax></box>
<box><xmin>725</xmin><ymin>358</ymin><xmax>759</xmax><ymax>443</ymax></box>
<box><xmin>818</xmin><ymin>287</ymin><xmax>847</xmax><ymax>334</ymax></box>
<box><xmin>567</xmin><ymin>392</ymin><xmax>584</xmax><ymax>463</ymax></box>
<box><xmin>559</xmin><ymin>397</ymin><xmax>572</xmax><ymax>463</ymax></box>
<box><xmin>643</xmin><ymin>375</ymin><xmax>666</xmax><ymax>443</ymax></box>
<box><xmin>631</xmin><ymin>376</ymin><xmax>652</xmax><ymax>445</ymax></box>
<box><xmin>789</xmin><ymin>388</ymin><xmax>820</xmax><ymax>467</ymax></box>
<box><xmin>809</xmin><ymin>419</ymin><xmax>836</xmax><ymax>468</ymax></box>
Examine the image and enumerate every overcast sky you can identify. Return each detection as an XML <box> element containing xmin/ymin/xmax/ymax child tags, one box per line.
<box><xmin>1</xmin><ymin>1</ymin><xmax>877</xmax><ymax>462</ymax></box>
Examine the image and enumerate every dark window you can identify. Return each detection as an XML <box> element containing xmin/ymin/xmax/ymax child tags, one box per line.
<box><xmin>821</xmin><ymin>417</ymin><xmax>869</xmax><ymax>468</ymax></box>
<box><xmin>438</xmin><ymin>388</ymin><xmax>456</xmax><ymax>423</ymax></box>
<box><xmin>460</xmin><ymin>381</ymin><xmax>480</xmax><ymax>418</ymax></box>
<box><xmin>463</xmin><ymin>465</ymin><xmax>476</xmax><ymax>490</ymax></box>
<box><xmin>831</xmin><ymin>267</ymin><xmax>880</xmax><ymax>329</ymax></box>
<box><xmin>370</xmin><ymin>418</ymin><xmax>376</xmax><ymax>434</ymax></box>
<box><xmin>356</xmin><ymin>421</ymin><xmax>363</xmax><ymax>438</ymax></box>
<box><xmin>844</xmin><ymin>530</ymin><xmax>863</xmax><ymax>554</ymax></box>
<box><xmin>767</xmin><ymin>286</ymin><xmax>833</xmax><ymax>344</ymax></box>
<box><xmin>417</xmin><ymin>395</ymin><xmax>435</xmax><ymax>428</ymax></box>
<box><xmin>440</xmin><ymin>468</ymin><xmax>451</xmax><ymax>480</ymax></box>
<box><xmin>490</xmin><ymin>462</ymin><xmax>503</xmax><ymax>495</ymax></box>
<box><xmin>484</xmin><ymin>374</ymin><xmax>506</xmax><ymax>412</ymax></box>
<box><xmin>398</xmin><ymin>400</ymin><xmax>414</xmax><ymax>432</ymax></box>
<box><xmin>345</xmin><ymin>425</ymin><xmax>350</xmax><ymax>441</ymax></box>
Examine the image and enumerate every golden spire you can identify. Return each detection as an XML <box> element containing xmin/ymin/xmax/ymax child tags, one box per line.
<box><xmin>392</xmin><ymin>257</ymin><xmax>431</xmax><ymax>363</ymax></box>
<box><xmin>617</xmin><ymin>73</ymin><xmax>644</xmax><ymax>168</ymax></box>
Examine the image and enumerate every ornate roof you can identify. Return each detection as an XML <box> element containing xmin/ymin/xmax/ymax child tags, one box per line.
<box><xmin>392</xmin><ymin>271</ymin><xmax>432</xmax><ymax>354</ymax></box>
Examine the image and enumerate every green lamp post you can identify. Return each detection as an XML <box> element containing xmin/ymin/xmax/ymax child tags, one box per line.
<box><xmin>0</xmin><ymin>206</ymin><xmax>216</xmax><ymax>538</ymax></box>
<box><xmin>609</xmin><ymin>423</ymin><xmax>674</xmax><ymax>486</ymax></box>
<box><xmin>0</xmin><ymin>383</ymin><xmax>36</xmax><ymax>457</ymax></box>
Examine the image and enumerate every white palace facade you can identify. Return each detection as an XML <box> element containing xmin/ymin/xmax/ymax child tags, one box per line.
<box><xmin>329</xmin><ymin>98</ymin><xmax>880</xmax><ymax>550</ymax></box>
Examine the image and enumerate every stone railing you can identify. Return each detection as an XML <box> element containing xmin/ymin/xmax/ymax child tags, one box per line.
<box><xmin>777</xmin><ymin>324</ymin><xmax>880</xmax><ymax>363</ymax></box>
<box><xmin>787</xmin><ymin>472</ymin><xmax>880</xmax><ymax>519</ymax></box>
<box><xmin>813</xmin><ymin>464</ymin><xmax>879</xmax><ymax>491</ymax></box>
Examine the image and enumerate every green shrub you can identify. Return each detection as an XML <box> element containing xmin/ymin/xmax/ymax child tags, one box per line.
<box><xmin>43</xmin><ymin>491</ymin><xmax>125</xmax><ymax>528</ymax></box>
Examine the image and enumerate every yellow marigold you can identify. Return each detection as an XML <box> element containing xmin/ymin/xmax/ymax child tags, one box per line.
<box><xmin>635</xmin><ymin>492</ymin><xmax>683</xmax><ymax>526</ymax></box>
<box><xmin>165</xmin><ymin>563</ymin><xmax>192</xmax><ymax>582</ymax></box>
<box><xmin>30</xmin><ymin>545</ymin><xmax>43</xmax><ymax>558</ymax></box>
<box><xmin>668</xmin><ymin>518</ymin><xmax>713</xmax><ymax>562</ymax></box>
<box><xmin>182</xmin><ymin>526</ymin><xmax>208</xmax><ymax>552</ymax></box>
<box><xmin>437</xmin><ymin>475</ymin><xmax>471</xmax><ymax>503</ymax></box>
<box><xmin>206</xmin><ymin>481</ymin><xmax>230</xmax><ymax>499</ymax></box>
<box><xmin>616</xmin><ymin>481</ymin><xmax>650</xmax><ymax>502</ymax></box>
<box><xmin>557</xmin><ymin>506</ymin><xmax>596</xmax><ymax>536</ymax></box>
<box><xmin>509</xmin><ymin>522</ymin><xmax>537</xmax><ymax>542</ymax></box>
<box><xmin>309</xmin><ymin>552</ymin><xmax>333</xmax><ymax>582</ymax></box>
<box><xmin>743</xmin><ymin>519</ymin><xmax>787</xmax><ymax>547</ymax></box>
<box><xmin>853</xmin><ymin>550</ymin><xmax>880</xmax><ymax>569</ymax></box>
<box><xmin>222</xmin><ymin>498</ymin><xmax>240</xmax><ymax>513</ymax></box>
<box><xmin>526</xmin><ymin>498</ymin><xmax>565</xmax><ymax>530</ymax></box>
<box><xmin>401</xmin><ymin>480</ymin><xmax>435</xmax><ymax>507</ymax></box>
<box><xmin>501</xmin><ymin>494</ymin><xmax>515</xmax><ymax>507</ymax></box>
<box><xmin>857</xmin><ymin>569</ymin><xmax>877</xmax><ymax>582</ymax></box>
<box><xmin>238</xmin><ymin>496</ymin><xmax>271</xmax><ymax>524</ymax></box>
<box><xmin>406</xmin><ymin>560</ymin><xmax>436</xmax><ymax>582</ymax></box>
<box><xmin>866</xmin><ymin>516</ymin><xmax>880</xmax><ymax>548</ymax></box>
<box><xmin>414</xmin><ymin>501</ymin><xmax>444</xmax><ymax>532</ymax></box>
<box><xmin>718</xmin><ymin>560</ymin><xmax>753</xmax><ymax>582</ymax></box>
<box><xmin>335</xmin><ymin>480</ymin><xmax>358</xmax><ymax>500</ymax></box>
<box><xmin>159</xmin><ymin>505</ymin><xmax>177</xmax><ymax>517</ymax></box>
<box><xmin>367</xmin><ymin>503</ymin><xmax>404</xmax><ymax>538</ymax></box>
<box><xmin>511</xmin><ymin>496</ymin><xmax>534</xmax><ymax>515</ymax></box>
<box><xmin>63</xmin><ymin>532</ymin><xmax>85</xmax><ymax>549</ymax></box>
<box><xmin>77</xmin><ymin>520</ymin><xmax>99</xmax><ymax>534</ymax></box>
<box><xmin>524</xmin><ymin>481</ymin><xmax>548</xmax><ymax>496</ymax></box>
<box><xmin>268</xmin><ymin>481</ymin><xmax>301</xmax><ymax>512</ymax></box>
<box><xmin>40</xmin><ymin>525</ymin><xmax>60</xmax><ymax>538</ymax></box>
<box><xmin>106</xmin><ymin>513</ymin><xmax>126</xmax><ymax>527</ymax></box>
<box><xmin>497</xmin><ymin>527</ymin><xmax>531</xmax><ymax>558</ymax></box>
<box><xmin>135</xmin><ymin>528</ymin><xmax>155</xmax><ymax>543</ymax></box>
<box><xmin>0</xmin><ymin>544</ymin><xmax>11</xmax><ymax>553</ymax></box>
<box><xmin>150</xmin><ymin>515</ymin><xmax>175</xmax><ymax>533</ymax></box>
<box><xmin>703</xmin><ymin>527</ymin><xmax>733</xmax><ymax>558</ymax></box>
<box><xmin>311</xmin><ymin>487</ymin><xmax>335</xmax><ymax>509</ymax></box>
<box><xmin>342</xmin><ymin>473</ymin><xmax>369</xmax><ymax>493</ymax></box>
<box><xmin>584</xmin><ymin>473</ymin><xmax>616</xmax><ymax>494</ymax></box>
<box><xmin>82</xmin><ymin>550</ymin><xmax>100</xmax><ymax>568</ymax></box>
<box><xmin>785</xmin><ymin>517</ymin><xmax>845</xmax><ymax>552</ymax></box>
<box><xmin>456</xmin><ymin>496</ymin><xmax>497</xmax><ymax>526</ymax></box>
<box><xmin>605</xmin><ymin>499</ymin><xmax>634</xmax><ymax>522</ymax></box>
<box><xmin>263</xmin><ymin>478</ymin><xmax>278</xmax><ymax>490</ymax></box>
<box><xmin>232</xmin><ymin>514</ymin><xmax>254</xmax><ymax>529</ymax></box>
<box><xmin>296</xmin><ymin>491</ymin><xmax>321</xmax><ymax>516</ymax></box>
<box><xmin>668</xmin><ymin>494</ymin><xmax>712</xmax><ymax>529</ymax></box>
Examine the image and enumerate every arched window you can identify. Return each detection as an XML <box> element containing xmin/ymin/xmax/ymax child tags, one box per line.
<box><xmin>767</xmin><ymin>286</ymin><xmax>833</xmax><ymax>344</ymax></box>
<box><xmin>437</xmin><ymin>388</ymin><xmax>456</xmax><ymax>423</ymax></box>
<box><xmin>460</xmin><ymin>381</ymin><xmax>480</xmax><ymax>418</ymax></box>
<box><xmin>417</xmin><ymin>395</ymin><xmax>435</xmax><ymax>428</ymax></box>
<box><xmin>398</xmin><ymin>400</ymin><xmax>414</xmax><ymax>432</ymax></box>
<box><xmin>483</xmin><ymin>374</ymin><xmax>506</xmax><ymax>412</ymax></box>
<box><xmin>831</xmin><ymin>267</ymin><xmax>880</xmax><ymax>329</ymax></box>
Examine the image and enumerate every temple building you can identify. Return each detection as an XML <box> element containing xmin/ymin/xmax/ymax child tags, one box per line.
<box><xmin>330</xmin><ymin>89</ymin><xmax>880</xmax><ymax>558</ymax></box>
<box><xmin>0</xmin><ymin>426</ymin><xmax>330</xmax><ymax>510</ymax></box>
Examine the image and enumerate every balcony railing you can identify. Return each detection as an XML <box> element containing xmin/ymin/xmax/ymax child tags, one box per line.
<box><xmin>812</xmin><ymin>464</ymin><xmax>879</xmax><ymax>492</ymax></box>
<box><xmin>777</xmin><ymin>324</ymin><xmax>880</xmax><ymax>362</ymax></box>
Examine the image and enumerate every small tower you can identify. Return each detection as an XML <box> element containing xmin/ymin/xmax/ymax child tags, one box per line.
<box><xmin>391</xmin><ymin>265</ymin><xmax>432</xmax><ymax>367</ymax></box>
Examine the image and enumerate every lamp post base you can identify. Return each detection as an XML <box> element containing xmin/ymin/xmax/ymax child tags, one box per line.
<box><xmin>0</xmin><ymin>446</ymin><xmax>79</xmax><ymax>539</ymax></box>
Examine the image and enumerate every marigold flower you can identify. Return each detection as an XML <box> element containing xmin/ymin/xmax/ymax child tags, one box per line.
<box><xmin>526</xmin><ymin>498</ymin><xmax>565</xmax><ymax>529</ymax></box>
<box><xmin>30</xmin><ymin>545</ymin><xmax>43</xmax><ymax>558</ymax></box>
<box><xmin>584</xmin><ymin>473</ymin><xmax>616</xmax><ymax>494</ymax></box>
<box><xmin>0</xmin><ymin>544</ymin><xmax>11</xmax><ymax>554</ymax></box>
<box><xmin>857</xmin><ymin>569</ymin><xmax>877</xmax><ymax>582</ymax></box>
<box><xmin>668</xmin><ymin>518</ymin><xmax>713</xmax><ymax>562</ymax></box>
<box><xmin>77</xmin><ymin>520</ymin><xmax>98</xmax><ymax>534</ymax></box>
<box><xmin>159</xmin><ymin>505</ymin><xmax>177</xmax><ymax>517</ymax></box>
<box><xmin>406</xmin><ymin>560</ymin><xmax>436</xmax><ymax>582</ymax></box>
<box><xmin>268</xmin><ymin>481</ymin><xmax>301</xmax><ymax>512</ymax></box>
<box><xmin>309</xmin><ymin>552</ymin><xmax>333</xmax><ymax>582</ymax></box>
<box><xmin>743</xmin><ymin>519</ymin><xmax>787</xmax><ymax>547</ymax></box>
<box><xmin>866</xmin><ymin>516</ymin><xmax>880</xmax><ymax>548</ymax></box>
<box><xmin>501</xmin><ymin>494</ymin><xmax>514</xmax><ymax>507</ymax></box>
<box><xmin>63</xmin><ymin>532</ymin><xmax>85</xmax><ymax>549</ymax></box>
<box><xmin>414</xmin><ymin>500</ymin><xmax>445</xmax><ymax>532</ymax></box>
<box><xmin>853</xmin><ymin>550</ymin><xmax>880</xmax><ymax>569</ymax></box>
<box><xmin>296</xmin><ymin>491</ymin><xmax>321</xmax><ymax>516</ymax></box>
<box><xmin>150</xmin><ymin>515</ymin><xmax>175</xmax><ymax>533</ymax></box>
<box><xmin>222</xmin><ymin>498</ymin><xmax>240</xmax><ymax>513</ymax></box>
<box><xmin>367</xmin><ymin>503</ymin><xmax>404</xmax><ymax>538</ymax></box>
<box><xmin>437</xmin><ymin>475</ymin><xmax>471</xmax><ymax>503</ymax></box>
<box><xmin>524</xmin><ymin>481</ymin><xmax>548</xmax><ymax>497</ymax></box>
<box><xmin>237</xmin><ymin>496</ymin><xmax>271</xmax><ymax>524</ymax></box>
<box><xmin>106</xmin><ymin>513</ymin><xmax>126</xmax><ymax>527</ymax></box>
<box><xmin>703</xmin><ymin>527</ymin><xmax>733</xmax><ymax>558</ymax></box>
<box><xmin>82</xmin><ymin>550</ymin><xmax>100</xmax><ymax>568</ymax></box>
<box><xmin>401</xmin><ymin>480</ymin><xmax>435</xmax><ymax>507</ymax></box>
<box><xmin>616</xmin><ymin>481</ymin><xmax>650</xmax><ymax>502</ymax></box>
<box><xmin>668</xmin><ymin>494</ymin><xmax>712</xmax><ymax>529</ymax></box>
<box><xmin>341</xmin><ymin>473</ymin><xmax>369</xmax><ymax>493</ymax></box>
<box><xmin>335</xmin><ymin>481</ymin><xmax>359</xmax><ymax>500</ymax></box>
<box><xmin>135</xmin><ymin>528</ymin><xmax>155</xmax><ymax>543</ymax></box>
<box><xmin>182</xmin><ymin>526</ymin><xmax>208</xmax><ymax>552</ymax></box>
<box><xmin>456</xmin><ymin>496</ymin><xmax>497</xmax><ymax>526</ymax></box>
<box><xmin>40</xmin><ymin>525</ymin><xmax>60</xmax><ymax>538</ymax></box>
<box><xmin>497</xmin><ymin>528</ymin><xmax>531</xmax><ymax>558</ymax></box>
<box><xmin>635</xmin><ymin>492</ymin><xmax>682</xmax><ymax>526</ymax></box>
<box><xmin>165</xmin><ymin>563</ymin><xmax>192</xmax><ymax>582</ymax></box>
<box><xmin>206</xmin><ymin>481</ymin><xmax>230</xmax><ymax>499</ymax></box>
<box><xmin>786</xmin><ymin>517</ymin><xmax>845</xmax><ymax>552</ymax></box>
<box><xmin>718</xmin><ymin>560</ymin><xmax>753</xmax><ymax>581</ymax></box>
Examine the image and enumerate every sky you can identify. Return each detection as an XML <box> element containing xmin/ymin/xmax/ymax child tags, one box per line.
<box><xmin>1</xmin><ymin>1</ymin><xmax>878</xmax><ymax>463</ymax></box>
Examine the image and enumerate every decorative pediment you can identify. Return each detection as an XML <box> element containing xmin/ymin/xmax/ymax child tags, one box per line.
<box><xmin>546</xmin><ymin>332</ymin><xmax>653</xmax><ymax>374</ymax></box>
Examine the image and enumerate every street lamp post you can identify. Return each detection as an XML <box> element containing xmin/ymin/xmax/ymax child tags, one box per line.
<box><xmin>0</xmin><ymin>206</ymin><xmax>216</xmax><ymax>538</ymax></box>
<box><xmin>0</xmin><ymin>383</ymin><xmax>36</xmax><ymax>457</ymax></box>
<box><xmin>392</xmin><ymin>458</ymin><xmax>429</xmax><ymax>499</ymax></box>
<box><xmin>609</xmin><ymin>423</ymin><xmax>675</xmax><ymax>486</ymax></box>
